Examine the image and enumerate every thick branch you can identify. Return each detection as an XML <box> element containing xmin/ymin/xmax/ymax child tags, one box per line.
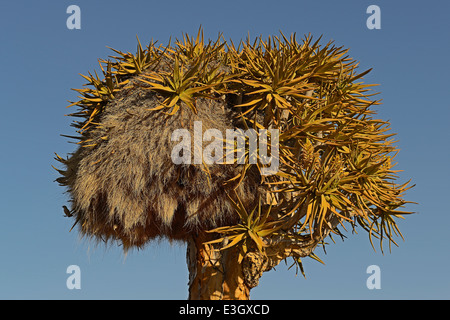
<box><xmin>187</xmin><ymin>231</ymin><xmax>250</xmax><ymax>300</ymax></box>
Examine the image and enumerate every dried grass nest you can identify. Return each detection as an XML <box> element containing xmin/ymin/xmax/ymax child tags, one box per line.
<box><xmin>56</xmin><ymin>51</ymin><xmax>264</xmax><ymax>249</ymax></box>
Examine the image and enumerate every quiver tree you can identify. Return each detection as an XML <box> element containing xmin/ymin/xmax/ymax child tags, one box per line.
<box><xmin>55</xmin><ymin>29</ymin><xmax>414</xmax><ymax>300</ymax></box>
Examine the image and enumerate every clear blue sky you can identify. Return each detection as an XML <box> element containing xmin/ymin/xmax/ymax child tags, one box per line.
<box><xmin>0</xmin><ymin>0</ymin><xmax>449</xmax><ymax>299</ymax></box>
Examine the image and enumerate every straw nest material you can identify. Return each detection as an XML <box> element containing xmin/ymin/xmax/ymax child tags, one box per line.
<box><xmin>57</xmin><ymin>73</ymin><xmax>263</xmax><ymax>249</ymax></box>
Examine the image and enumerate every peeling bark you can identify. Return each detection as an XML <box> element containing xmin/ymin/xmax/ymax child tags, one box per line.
<box><xmin>186</xmin><ymin>228</ymin><xmax>327</xmax><ymax>300</ymax></box>
<box><xmin>187</xmin><ymin>231</ymin><xmax>250</xmax><ymax>300</ymax></box>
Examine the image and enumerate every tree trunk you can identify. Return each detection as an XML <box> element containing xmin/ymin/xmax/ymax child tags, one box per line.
<box><xmin>186</xmin><ymin>231</ymin><xmax>250</xmax><ymax>300</ymax></box>
<box><xmin>185</xmin><ymin>223</ymin><xmax>326</xmax><ymax>299</ymax></box>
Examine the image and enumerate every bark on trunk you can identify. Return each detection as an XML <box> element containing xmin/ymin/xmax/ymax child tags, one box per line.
<box><xmin>185</xmin><ymin>217</ymin><xmax>331</xmax><ymax>300</ymax></box>
<box><xmin>186</xmin><ymin>231</ymin><xmax>250</xmax><ymax>300</ymax></box>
